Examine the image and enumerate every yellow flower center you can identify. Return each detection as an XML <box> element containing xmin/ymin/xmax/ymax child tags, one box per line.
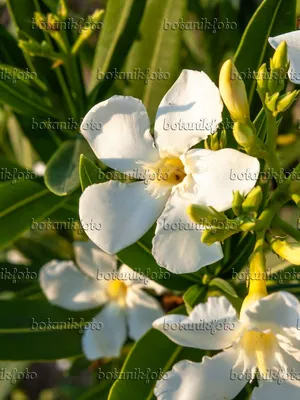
<box><xmin>240</xmin><ymin>330</ymin><xmax>278</xmax><ymax>376</ymax></box>
<box><xmin>107</xmin><ymin>280</ymin><xmax>127</xmax><ymax>304</ymax></box>
<box><xmin>147</xmin><ymin>157</ymin><xmax>186</xmax><ymax>186</ymax></box>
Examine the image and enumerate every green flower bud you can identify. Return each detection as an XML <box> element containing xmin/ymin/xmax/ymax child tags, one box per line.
<box><xmin>232</xmin><ymin>190</ymin><xmax>244</xmax><ymax>216</ymax></box>
<box><xmin>265</xmin><ymin>92</ymin><xmax>280</xmax><ymax>113</ymax></box>
<box><xmin>58</xmin><ymin>0</ymin><xmax>68</xmax><ymax>20</ymax></box>
<box><xmin>187</xmin><ymin>204</ymin><xmax>227</xmax><ymax>226</ymax></box>
<box><xmin>268</xmin><ymin>42</ymin><xmax>289</xmax><ymax>94</ymax></box>
<box><xmin>242</xmin><ymin>186</ymin><xmax>263</xmax><ymax>213</ymax></box>
<box><xmin>210</xmin><ymin>132</ymin><xmax>220</xmax><ymax>151</ymax></box>
<box><xmin>33</xmin><ymin>11</ymin><xmax>47</xmax><ymax>30</ymax></box>
<box><xmin>233</xmin><ymin>122</ymin><xmax>254</xmax><ymax>147</ymax></box>
<box><xmin>220</xmin><ymin>129</ymin><xmax>227</xmax><ymax>149</ymax></box>
<box><xmin>291</xmin><ymin>193</ymin><xmax>300</xmax><ymax>208</ymax></box>
<box><xmin>270</xmin><ymin>238</ymin><xmax>300</xmax><ymax>265</ymax></box>
<box><xmin>256</xmin><ymin>63</ymin><xmax>268</xmax><ymax>100</ymax></box>
<box><xmin>201</xmin><ymin>227</ymin><xmax>237</xmax><ymax>244</ymax></box>
<box><xmin>270</xmin><ymin>41</ymin><xmax>288</xmax><ymax>71</ymax></box>
<box><xmin>219</xmin><ymin>60</ymin><xmax>250</xmax><ymax>124</ymax></box>
<box><xmin>276</xmin><ymin>90</ymin><xmax>298</xmax><ymax>114</ymax></box>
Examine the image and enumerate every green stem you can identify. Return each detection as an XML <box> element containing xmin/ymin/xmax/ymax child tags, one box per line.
<box><xmin>271</xmin><ymin>215</ymin><xmax>300</xmax><ymax>241</ymax></box>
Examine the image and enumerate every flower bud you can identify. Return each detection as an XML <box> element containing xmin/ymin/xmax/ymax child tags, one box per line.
<box><xmin>232</xmin><ymin>190</ymin><xmax>244</xmax><ymax>216</ymax></box>
<box><xmin>291</xmin><ymin>193</ymin><xmax>300</xmax><ymax>208</ymax></box>
<box><xmin>58</xmin><ymin>0</ymin><xmax>68</xmax><ymax>20</ymax></box>
<box><xmin>220</xmin><ymin>129</ymin><xmax>227</xmax><ymax>149</ymax></box>
<box><xmin>276</xmin><ymin>90</ymin><xmax>298</xmax><ymax>114</ymax></box>
<box><xmin>233</xmin><ymin>122</ymin><xmax>255</xmax><ymax>148</ymax></box>
<box><xmin>210</xmin><ymin>132</ymin><xmax>221</xmax><ymax>151</ymax></box>
<box><xmin>265</xmin><ymin>92</ymin><xmax>279</xmax><ymax>113</ymax></box>
<box><xmin>233</xmin><ymin>122</ymin><xmax>268</xmax><ymax>158</ymax></box>
<box><xmin>242</xmin><ymin>186</ymin><xmax>263</xmax><ymax>213</ymax></box>
<box><xmin>219</xmin><ymin>60</ymin><xmax>250</xmax><ymax>123</ymax></box>
<box><xmin>270</xmin><ymin>238</ymin><xmax>300</xmax><ymax>265</ymax></box>
<box><xmin>256</xmin><ymin>63</ymin><xmax>268</xmax><ymax>100</ymax></box>
<box><xmin>270</xmin><ymin>41</ymin><xmax>288</xmax><ymax>71</ymax></box>
<box><xmin>201</xmin><ymin>227</ymin><xmax>237</xmax><ymax>245</ymax></box>
<box><xmin>33</xmin><ymin>12</ymin><xmax>47</xmax><ymax>30</ymax></box>
<box><xmin>268</xmin><ymin>41</ymin><xmax>289</xmax><ymax>94</ymax></box>
<box><xmin>187</xmin><ymin>204</ymin><xmax>227</xmax><ymax>226</ymax></box>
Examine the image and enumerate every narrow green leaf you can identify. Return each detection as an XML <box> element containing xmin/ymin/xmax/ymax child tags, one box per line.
<box><xmin>0</xmin><ymin>180</ymin><xmax>67</xmax><ymax>250</ymax></box>
<box><xmin>209</xmin><ymin>277</ymin><xmax>238</xmax><ymax>298</ymax></box>
<box><xmin>0</xmin><ymin>299</ymin><xmax>99</xmax><ymax>361</ymax></box>
<box><xmin>88</xmin><ymin>0</ymin><xmax>147</xmax><ymax>101</ymax></box>
<box><xmin>122</xmin><ymin>0</ymin><xmax>186</xmax><ymax>120</ymax></box>
<box><xmin>183</xmin><ymin>284</ymin><xmax>206</xmax><ymax>313</ymax></box>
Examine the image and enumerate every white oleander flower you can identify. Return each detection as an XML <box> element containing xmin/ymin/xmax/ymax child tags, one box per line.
<box><xmin>153</xmin><ymin>293</ymin><xmax>300</xmax><ymax>399</ymax></box>
<box><xmin>39</xmin><ymin>240</ymin><xmax>165</xmax><ymax>360</ymax></box>
<box><xmin>269</xmin><ymin>31</ymin><xmax>300</xmax><ymax>84</ymax></box>
<box><xmin>79</xmin><ymin>70</ymin><xmax>259</xmax><ymax>274</ymax></box>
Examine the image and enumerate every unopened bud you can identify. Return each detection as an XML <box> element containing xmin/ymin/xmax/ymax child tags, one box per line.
<box><xmin>242</xmin><ymin>186</ymin><xmax>263</xmax><ymax>213</ymax></box>
<box><xmin>33</xmin><ymin>11</ymin><xmax>47</xmax><ymax>30</ymax></box>
<box><xmin>232</xmin><ymin>191</ymin><xmax>244</xmax><ymax>216</ymax></box>
<box><xmin>270</xmin><ymin>238</ymin><xmax>300</xmax><ymax>265</ymax></box>
<box><xmin>220</xmin><ymin>129</ymin><xmax>227</xmax><ymax>149</ymax></box>
<box><xmin>265</xmin><ymin>92</ymin><xmax>279</xmax><ymax>113</ymax></box>
<box><xmin>210</xmin><ymin>132</ymin><xmax>220</xmax><ymax>151</ymax></box>
<box><xmin>219</xmin><ymin>60</ymin><xmax>250</xmax><ymax>123</ymax></box>
<box><xmin>256</xmin><ymin>63</ymin><xmax>268</xmax><ymax>100</ymax></box>
<box><xmin>268</xmin><ymin>41</ymin><xmax>289</xmax><ymax>94</ymax></box>
<box><xmin>187</xmin><ymin>204</ymin><xmax>227</xmax><ymax>226</ymax></box>
<box><xmin>276</xmin><ymin>90</ymin><xmax>298</xmax><ymax>114</ymax></box>
<box><xmin>270</xmin><ymin>41</ymin><xmax>288</xmax><ymax>71</ymax></box>
<box><xmin>58</xmin><ymin>0</ymin><xmax>68</xmax><ymax>20</ymax></box>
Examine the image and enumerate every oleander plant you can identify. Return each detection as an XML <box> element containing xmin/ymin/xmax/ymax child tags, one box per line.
<box><xmin>0</xmin><ymin>0</ymin><xmax>300</xmax><ymax>399</ymax></box>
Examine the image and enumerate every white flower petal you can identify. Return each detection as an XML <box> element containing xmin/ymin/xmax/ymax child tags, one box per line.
<box><xmin>269</xmin><ymin>31</ymin><xmax>300</xmax><ymax>85</ymax></box>
<box><xmin>154</xmin><ymin>70</ymin><xmax>223</xmax><ymax>157</ymax></box>
<box><xmin>80</xmin><ymin>95</ymin><xmax>160</xmax><ymax>174</ymax></box>
<box><xmin>153</xmin><ymin>296</ymin><xmax>240</xmax><ymax>350</ymax></box>
<box><xmin>39</xmin><ymin>260</ymin><xmax>106</xmax><ymax>311</ymax></box>
<box><xmin>183</xmin><ymin>148</ymin><xmax>260</xmax><ymax>212</ymax></box>
<box><xmin>251</xmin><ymin>380</ymin><xmax>300</xmax><ymax>400</ymax></box>
<box><xmin>277</xmin><ymin>329</ymin><xmax>300</xmax><ymax>362</ymax></box>
<box><xmin>244</xmin><ymin>292</ymin><xmax>300</xmax><ymax>331</ymax></box>
<box><xmin>154</xmin><ymin>349</ymin><xmax>246</xmax><ymax>400</ymax></box>
<box><xmin>82</xmin><ymin>303</ymin><xmax>127</xmax><ymax>359</ymax></box>
<box><xmin>74</xmin><ymin>240</ymin><xmax>117</xmax><ymax>279</ymax></box>
<box><xmin>118</xmin><ymin>264</ymin><xmax>167</xmax><ymax>295</ymax></box>
<box><xmin>126</xmin><ymin>286</ymin><xmax>164</xmax><ymax>340</ymax></box>
<box><xmin>79</xmin><ymin>181</ymin><xmax>168</xmax><ymax>254</ymax></box>
<box><xmin>152</xmin><ymin>188</ymin><xmax>223</xmax><ymax>274</ymax></box>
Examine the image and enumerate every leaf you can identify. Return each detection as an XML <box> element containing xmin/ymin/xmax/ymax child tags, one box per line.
<box><xmin>0</xmin><ymin>299</ymin><xmax>99</xmax><ymax>360</ymax></box>
<box><xmin>108</xmin><ymin>305</ymin><xmax>205</xmax><ymax>400</ymax></box>
<box><xmin>0</xmin><ymin>79</ymin><xmax>58</xmax><ymax>119</ymax></box>
<box><xmin>45</xmin><ymin>139</ymin><xmax>95</xmax><ymax>196</ymax></box>
<box><xmin>183</xmin><ymin>284</ymin><xmax>206</xmax><ymax>313</ymax></box>
<box><xmin>233</xmin><ymin>0</ymin><xmax>296</xmax><ymax>107</ymax></box>
<box><xmin>79</xmin><ymin>155</ymin><xmax>106</xmax><ymax>191</ymax></box>
<box><xmin>6</xmin><ymin>0</ymin><xmax>43</xmax><ymax>41</ymax></box>
<box><xmin>0</xmin><ymin>25</ymin><xmax>27</xmax><ymax>67</ymax></box>
<box><xmin>0</xmin><ymin>180</ymin><xmax>67</xmax><ymax>250</ymax></box>
<box><xmin>88</xmin><ymin>0</ymin><xmax>147</xmax><ymax>101</ymax></box>
<box><xmin>122</xmin><ymin>0</ymin><xmax>186</xmax><ymax>120</ymax></box>
<box><xmin>209</xmin><ymin>277</ymin><xmax>238</xmax><ymax>298</ymax></box>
